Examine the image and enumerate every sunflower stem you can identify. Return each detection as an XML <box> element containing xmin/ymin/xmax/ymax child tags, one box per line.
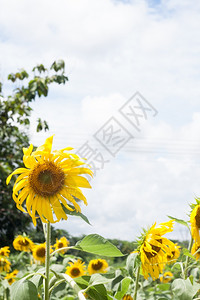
<box><xmin>43</xmin><ymin>222</ymin><xmax>51</xmax><ymax>300</ymax></box>
<box><xmin>133</xmin><ymin>265</ymin><xmax>140</xmax><ymax>300</ymax></box>
<box><xmin>184</xmin><ymin>234</ymin><xmax>193</xmax><ymax>279</ymax></box>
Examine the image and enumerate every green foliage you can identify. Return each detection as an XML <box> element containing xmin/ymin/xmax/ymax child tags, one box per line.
<box><xmin>0</xmin><ymin>60</ymin><xmax>68</xmax><ymax>246</ymax></box>
<box><xmin>73</xmin><ymin>234</ymin><xmax>124</xmax><ymax>257</ymax></box>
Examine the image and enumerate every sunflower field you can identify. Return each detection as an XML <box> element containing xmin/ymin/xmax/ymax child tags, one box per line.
<box><xmin>1</xmin><ymin>134</ymin><xmax>200</xmax><ymax>300</ymax></box>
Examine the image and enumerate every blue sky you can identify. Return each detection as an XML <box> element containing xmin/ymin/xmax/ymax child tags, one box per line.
<box><xmin>1</xmin><ymin>0</ymin><xmax>200</xmax><ymax>241</ymax></box>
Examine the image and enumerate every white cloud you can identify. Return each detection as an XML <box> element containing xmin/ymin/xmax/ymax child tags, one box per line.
<box><xmin>1</xmin><ymin>0</ymin><xmax>200</xmax><ymax>242</ymax></box>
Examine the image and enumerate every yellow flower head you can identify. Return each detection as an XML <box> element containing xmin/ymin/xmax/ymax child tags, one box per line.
<box><xmin>191</xmin><ymin>241</ymin><xmax>200</xmax><ymax>260</ymax></box>
<box><xmin>13</xmin><ymin>235</ymin><xmax>34</xmax><ymax>252</ymax></box>
<box><xmin>54</xmin><ymin>236</ymin><xmax>69</xmax><ymax>254</ymax></box>
<box><xmin>0</xmin><ymin>257</ymin><xmax>11</xmax><ymax>273</ymax></box>
<box><xmin>5</xmin><ymin>269</ymin><xmax>19</xmax><ymax>285</ymax></box>
<box><xmin>137</xmin><ymin>220</ymin><xmax>175</xmax><ymax>280</ymax></box>
<box><xmin>6</xmin><ymin>136</ymin><xmax>93</xmax><ymax>226</ymax></box>
<box><xmin>190</xmin><ymin>204</ymin><xmax>200</xmax><ymax>243</ymax></box>
<box><xmin>167</xmin><ymin>243</ymin><xmax>180</xmax><ymax>264</ymax></box>
<box><xmin>88</xmin><ymin>259</ymin><xmax>108</xmax><ymax>275</ymax></box>
<box><xmin>32</xmin><ymin>243</ymin><xmax>52</xmax><ymax>264</ymax></box>
<box><xmin>160</xmin><ymin>271</ymin><xmax>173</xmax><ymax>283</ymax></box>
<box><xmin>0</xmin><ymin>246</ymin><xmax>10</xmax><ymax>257</ymax></box>
<box><xmin>65</xmin><ymin>259</ymin><xmax>86</xmax><ymax>278</ymax></box>
<box><xmin>123</xmin><ymin>295</ymin><xmax>133</xmax><ymax>300</ymax></box>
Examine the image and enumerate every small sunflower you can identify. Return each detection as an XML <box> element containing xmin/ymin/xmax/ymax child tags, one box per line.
<box><xmin>5</xmin><ymin>269</ymin><xmax>19</xmax><ymax>285</ymax></box>
<box><xmin>167</xmin><ymin>243</ymin><xmax>180</xmax><ymax>264</ymax></box>
<box><xmin>65</xmin><ymin>260</ymin><xmax>86</xmax><ymax>278</ymax></box>
<box><xmin>54</xmin><ymin>236</ymin><xmax>69</xmax><ymax>254</ymax></box>
<box><xmin>7</xmin><ymin>136</ymin><xmax>93</xmax><ymax>226</ymax></box>
<box><xmin>32</xmin><ymin>243</ymin><xmax>52</xmax><ymax>264</ymax></box>
<box><xmin>122</xmin><ymin>295</ymin><xmax>133</xmax><ymax>300</ymax></box>
<box><xmin>13</xmin><ymin>235</ymin><xmax>34</xmax><ymax>252</ymax></box>
<box><xmin>88</xmin><ymin>259</ymin><xmax>108</xmax><ymax>275</ymax></box>
<box><xmin>191</xmin><ymin>242</ymin><xmax>200</xmax><ymax>260</ymax></box>
<box><xmin>0</xmin><ymin>246</ymin><xmax>10</xmax><ymax>257</ymax></box>
<box><xmin>190</xmin><ymin>204</ymin><xmax>200</xmax><ymax>243</ymax></box>
<box><xmin>160</xmin><ymin>271</ymin><xmax>173</xmax><ymax>283</ymax></box>
<box><xmin>137</xmin><ymin>220</ymin><xmax>175</xmax><ymax>280</ymax></box>
<box><xmin>0</xmin><ymin>257</ymin><xmax>11</xmax><ymax>273</ymax></box>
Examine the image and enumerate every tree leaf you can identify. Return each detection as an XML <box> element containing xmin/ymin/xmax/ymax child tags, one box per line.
<box><xmin>73</xmin><ymin>234</ymin><xmax>124</xmax><ymax>257</ymax></box>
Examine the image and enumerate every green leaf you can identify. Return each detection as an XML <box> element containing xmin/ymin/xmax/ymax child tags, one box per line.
<box><xmin>62</xmin><ymin>204</ymin><xmax>91</xmax><ymax>225</ymax></box>
<box><xmin>73</xmin><ymin>234</ymin><xmax>124</xmax><ymax>257</ymax></box>
<box><xmin>126</xmin><ymin>252</ymin><xmax>140</xmax><ymax>278</ymax></box>
<box><xmin>182</xmin><ymin>248</ymin><xmax>195</xmax><ymax>260</ymax></box>
<box><xmin>10</xmin><ymin>280</ymin><xmax>38</xmax><ymax>300</ymax></box>
<box><xmin>168</xmin><ymin>216</ymin><xmax>189</xmax><ymax>229</ymax></box>
<box><xmin>88</xmin><ymin>274</ymin><xmax>111</xmax><ymax>287</ymax></box>
<box><xmin>171</xmin><ymin>278</ymin><xmax>200</xmax><ymax>300</ymax></box>
<box><xmin>87</xmin><ymin>284</ymin><xmax>108</xmax><ymax>300</ymax></box>
<box><xmin>50</xmin><ymin>264</ymin><xmax>65</xmax><ymax>273</ymax></box>
<box><xmin>114</xmin><ymin>277</ymin><xmax>132</xmax><ymax>300</ymax></box>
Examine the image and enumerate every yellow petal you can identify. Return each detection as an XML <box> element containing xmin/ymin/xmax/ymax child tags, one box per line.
<box><xmin>13</xmin><ymin>179</ymin><xmax>27</xmax><ymax>194</ymax></box>
<box><xmin>6</xmin><ymin>168</ymin><xmax>28</xmax><ymax>185</ymax></box>
<box><xmin>65</xmin><ymin>175</ymin><xmax>91</xmax><ymax>188</ymax></box>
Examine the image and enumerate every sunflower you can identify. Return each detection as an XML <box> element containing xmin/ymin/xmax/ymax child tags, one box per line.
<box><xmin>0</xmin><ymin>246</ymin><xmax>10</xmax><ymax>257</ymax></box>
<box><xmin>13</xmin><ymin>235</ymin><xmax>34</xmax><ymax>252</ymax></box>
<box><xmin>167</xmin><ymin>243</ymin><xmax>180</xmax><ymax>264</ymax></box>
<box><xmin>190</xmin><ymin>204</ymin><xmax>200</xmax><ymax>243</ymax></box>
<box><xmin>6</xmin><ymin>136</ymin><xmax>93</xmax><ymax>226</ymax></box>
<box><xmin>0</xmin><ymin>257</ymin><xmax>11</xmax><ymax>273</ymax></box>
<box><xmin>160</xmin><ymin>271</ymin><xmax>173</xmax><ymax>283</ymax></box>
<box><xmin>191</xmin><ymin>242</ymin><xmax>200</xmax><ymax>260</ymax></box>
<box><xmin>54</xmin><ymin>236</ymin><xmax>69</xmax><ymax>254</ymax></box>
<box><xmin>5</xmin><ymin>269</ymin><xmax>19</xmax><ymax>285</ymax></box>
<box><xmin>122</xmin><ymin>295</ymin><xmax>133</xmax><ymax>300</ymax></box>
<box><xmin>88</xmin><ymin>259</ymin><xmax>108</xmax><ymax>275</ymax></box>
<box><xmin>137</xmin><ymin>220</ymin><xmax>175</xmax><ymax>280</ymax></box>
<box><xmin>32</xmin><ymin>243</ymin><xmax>53</xmax><ymax>264</ymax></box>
<box><xmin>65</xmin><ymin>260</ymin><xmax>86</xmax><ymax>278</ymax></box>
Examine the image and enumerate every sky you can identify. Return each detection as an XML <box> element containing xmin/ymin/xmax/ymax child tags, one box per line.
<box><xmin>1</xmin><ymin>0</ymin><xmax>200</xmax><ymax>242</ymax></box>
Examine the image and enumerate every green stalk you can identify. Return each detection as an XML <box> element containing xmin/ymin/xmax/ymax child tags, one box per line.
<box><xmin>184</xmin><ymin>234</ymin><xmax>193</xmax><ymax>279</ymax></box>
<box><xmin>133</xmin><ymin>266</ymin><xmax>140</xmax><ymax>300</ymax></box>
<box><xmin>43</xmin><ymin>222</ymin><xmax>51</xmax><ymax>300</ymax></box>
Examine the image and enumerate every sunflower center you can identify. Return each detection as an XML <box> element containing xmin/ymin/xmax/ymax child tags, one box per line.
<box><xmin>92</xmin><ymin>261</ymin><xmax>103</xmax><ymax>270</ymax></box>
<box><xmin>145</xmin><ymin>238</ymin><xmax>162</xmax><ymax>259</ymax></box>
<box><xmin>58</xmin><ymin>242</ymin><xmax>63</xmax><ymax>248</ymax></box>
<box><xmin>36</xmin><ymin>247</ymin><xmax>45</xmax><ymax>258</ymax></box>
<box><xmin>29</xmin><ymin>162</ymin><xmax>65</xmax><ymax>197</ymax></box>
<box><xmin>71</xmin><ymin>267</ymin><xmax>80</xmax><ymax>277</ymax></box>
<box><xmin>195</xmin><ymin>207</ymin><xmax>200</xmax><ymax>228</ymax></box>
<box><xmin>18</xmin><ymin>239</ymin><xmax>29</xmax><ymax>246</ymax></box>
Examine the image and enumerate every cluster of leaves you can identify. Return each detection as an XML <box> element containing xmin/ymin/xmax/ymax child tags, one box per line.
<box><xmin>1</xmin><ymin>228</ymin><xmax>200</xmax><ymax>299</ymax></box>
<box><xmin>0</xmin><ymin>60</ymin><xmax>68</xmax><ymax>246</ymax></box>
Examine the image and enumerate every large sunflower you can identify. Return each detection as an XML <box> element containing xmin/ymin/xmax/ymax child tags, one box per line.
<box><xmin>65</xmin><ymin>260</ymin><xmax>86</xmax><ymax>278</ymax></box>
<box><xmin>137</xmin><ymin>220</ymin><xmax>175</xmax><ymax>280</ymax></box>
<box><xmin>0</xmin><ymin>246</ymin><xmax>10</xmax><ymax>257</ymax></box>
<box><xmin>88</xmin><ymin>259</ymin><xmax>108</xmax><ymax>275</ymax></box>
<box><xmin>32</xmin><ymin>243</ymin><xmax>53</xmax><ymax>264</ymax></box>
<box><xmin>54</xmin><ymin>236</ymin><xmax>69</xmax><ymax>254</ymax></box>
<box><xmin>6</xmin><ymin>136</ymin><xmax>93</xmax><ymax>226</ymax></box>
<box><xmin>190</xmin><ymin>204</ymin><xmax>200</xmax><ymax>243</ymax></box>
<box><xmin>13</xmin><ymin>235</ymin><xmax>34</xmax><ymax>252</ymax></box>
